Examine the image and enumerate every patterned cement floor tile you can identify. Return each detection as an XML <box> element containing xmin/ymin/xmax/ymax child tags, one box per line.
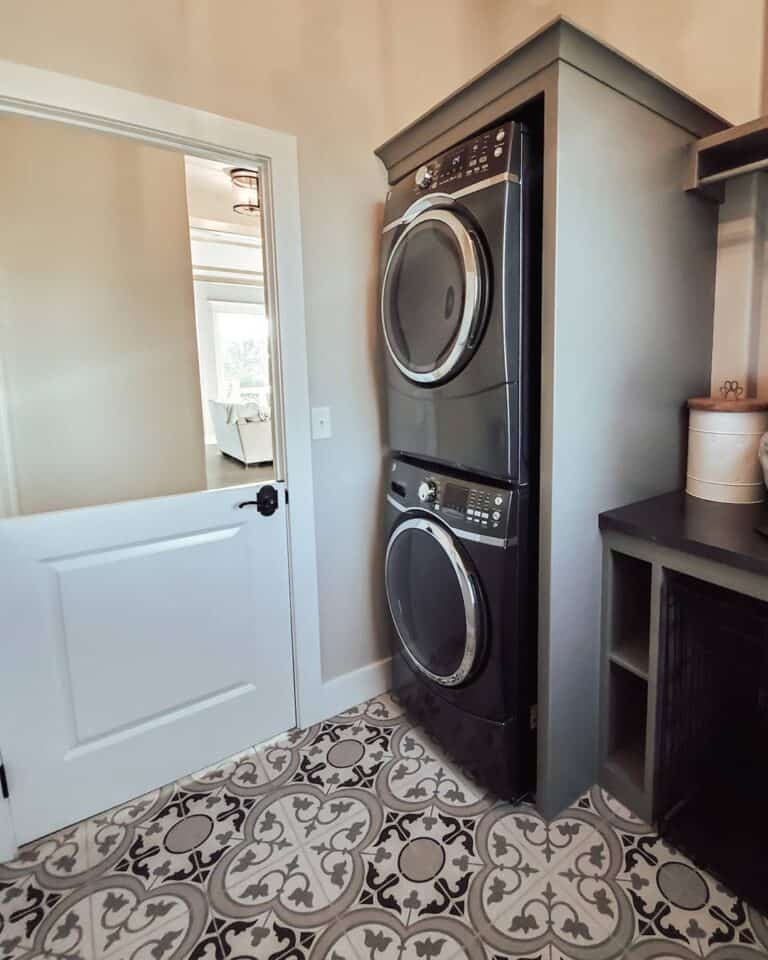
<box><xmin>478</xmin><ymin>941</ymin><xmax>619</xmax><ymax>959</ymax></box>
<box><xmin>622</xmin><ymin>938</ymin><xmax>768</xmax><ymax>960</ymax></box>
<box><xmin>376</xmin><ymin>723</ymin><xmax>493</xmax><ymax>817</ymax></box>
<box><xmin>467</xmin><ymin>803</ymin><xmax>632</xmax><ymax>959</ymax></box>
<box><xmin>285</xmin><ymin>715</ymin><xmax>398</xmax><ymax>795</ymax></box>
<box><xmin>0</xmin><ymin>872</ymin><xmax>82</xmax><ymax>960</ymax></box>
<box><xmin>354</xmin><ymin>804</ymin><xmax>483</xmax><ymax>925</ymax></box>
<box><xmin>330</xmin><ymin>693</ymin><xmax>409</xmax><ymax>728</ymax></box>
<box><xmin>1</xmin><ymin>691</ymin><xmax>767</xmax><ymax>960</ymax></box>
<box><xmin>580</xmin><ymin>787</ymin><xmax>654</xmax><ymax>839</ymax></box>
<box><xmin>107</xmin><ymin>788</ymin><xmax>252</xmax><ymax>895</ymax></box>
<box><xmin>84</xmin><ymin>787</ymin><xmax>176</xmax><ymax>880</ymax></box>
<box><xmin>616</xmin><ymin>831</ymin><xmax>766</xmax><ymax>957</ymax></box>
<box><xmin>0</xmin><ymin>821</ymin><xmax>93</xmax><ymax>891</ymax></box>
<box><xmin>313</xmin><ymin>907</ymin><xmax>486</xmax><ymax>960</ymax></box>
<box><xmin>88</xmin><ymin>876</ymin><xmax>207</xmax><ymax>959</ymax></box>
<box><xmin>185</xmin><ymin>910</ymin><xmax>328</xmax><ymax>959</ymax></box>
<box><xmin>178</xmin><ymin>728</ymin><xmax>316</xmax><ymax>800</ymax></box>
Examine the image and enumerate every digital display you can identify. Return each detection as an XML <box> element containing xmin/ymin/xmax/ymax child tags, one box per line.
<box><xmin>442</xmin><ymin>482</ymin><xmax>468</xmax><ymax>513</ymax></box>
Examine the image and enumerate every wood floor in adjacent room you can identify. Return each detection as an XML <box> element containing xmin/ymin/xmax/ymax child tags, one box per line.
<box><xmin>204</xmin><ymin>444</ymin><xmax>275</xmax><ymax>491</ymax></box>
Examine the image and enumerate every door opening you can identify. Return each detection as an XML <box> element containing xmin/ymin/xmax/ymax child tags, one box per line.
<box><xmin>184</xmin><ymin>156</ymin><xmax>279</xmax><ymax>491</ymax></box>
<box><xmin>0</xmin><ymin>78</ymin><xmax>320</xmax><ymax>852</ymax></box>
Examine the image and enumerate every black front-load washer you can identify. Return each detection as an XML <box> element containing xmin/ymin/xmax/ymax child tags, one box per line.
<box><xmin>380</xmin><ymin>118</ymin><xmax>540</xmax><ymax>483</ymax></box>
<box><xmin>385</xmin><ymin>455</ymin><xmax>538</xmax><ymax>800</ymax></box>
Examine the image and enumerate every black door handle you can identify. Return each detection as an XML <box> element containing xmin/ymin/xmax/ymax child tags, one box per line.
<box><xmin>238</xmin><ymin>484</ymin><xmax>279</xmax><ymax>516</ymax></box>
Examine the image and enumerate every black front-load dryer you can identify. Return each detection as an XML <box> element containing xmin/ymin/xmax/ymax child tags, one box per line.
<box><xmin>385</xmin><ymin>456</ymin><xmax>537</xmax><ymax>800</ymax></box>
<box><xmin>380</xmin><ymin>119</ymin><xmax>539</xmax><ymax>483</ymax></box>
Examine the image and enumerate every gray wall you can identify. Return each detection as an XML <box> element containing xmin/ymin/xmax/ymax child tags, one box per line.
<box><xmin>538</xmin><ymin>62</ymin><xmax>717</xmax><ymax>815</ymax></box>
<box><xmin>0</xmin><ymin>113</ymin><xmax>206</xmax><ymax>515</ymax></box>
<box><xmin>0</xmin><ymin>2</ymin><xmax>757</xmax><ymax>689</ymax></box>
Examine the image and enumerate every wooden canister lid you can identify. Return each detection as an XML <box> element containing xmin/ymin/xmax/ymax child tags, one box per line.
<box><xmin>688</xmin><ymin>397</ymin><xmax>768</xmax><ymax>412</ymax></box>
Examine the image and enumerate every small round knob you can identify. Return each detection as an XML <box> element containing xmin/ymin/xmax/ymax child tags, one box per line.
<box><xmin>417</xmin><ymin>480</ymin><xmax>437</xmax><ymax>503</ymax></box>
<box><xmin>414</xmin><ymin>164</ymin><xmax>434</xmax><ymax>189</ymax></box>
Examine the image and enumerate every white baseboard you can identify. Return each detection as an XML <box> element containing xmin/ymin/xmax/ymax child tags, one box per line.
<box><xmin>321</xmin><ymin>656</ymin><xmax>392</xmax><ymax>720</ymax></box>
<box><xmin>0</xmin><ymin>798</ymin><xmax>17</xmax><ymax>863</ymax></box>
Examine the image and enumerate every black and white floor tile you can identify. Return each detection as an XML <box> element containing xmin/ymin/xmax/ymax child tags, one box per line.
<box><xmin>1</xmin><ymin>692</ymin><xmax>766</xmax><ymax>959</ymax></box>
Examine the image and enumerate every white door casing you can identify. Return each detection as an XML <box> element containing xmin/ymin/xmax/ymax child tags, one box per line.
<box><xmin>0</xmin><ymin>59</ymin><xmax>325</xmax><ymax>851</ymax></box>
<box><xmin>0</xmin><ymin>273</ymin><xmax>19</xmax><ymax>521</ymax></box>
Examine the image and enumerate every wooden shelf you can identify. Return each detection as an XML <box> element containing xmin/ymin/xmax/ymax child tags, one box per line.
<box><xmin>687</xmin><ymin>115</ymin><xmax>768</xmax><ymax>198</ymax></box>
<box><xmin>606</xmin><ymin>737</ymin><xmax>645</xmax><ymax>792</ymax></box>
<box><xmin>609</xmin><ymin>642</ymin><xmax>649</xmax><ymax>680</ymax></box>
<box><xmin>606</xmin><ymin>663</ymin><xmax>647</xmax><ymax>793</ymax></box>
<box><xmin>602</xmin><ymin>535</ymin><xmax>651</xmax><ymax>808</ymax></box>
<box><xmin>609</xmin><ymin>551</ymin><xmax>651</xmax><ymax>677</ymax></box>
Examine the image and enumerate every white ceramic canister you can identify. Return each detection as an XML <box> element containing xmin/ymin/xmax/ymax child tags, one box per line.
<box><xmin>686</xmin><ymin>397</ymin><xmax>768</xmax><ymax>503</ymax></box>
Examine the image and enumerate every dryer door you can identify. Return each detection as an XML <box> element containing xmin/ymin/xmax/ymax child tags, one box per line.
<box><xmin>381</xmin><ymin>207</ymin><xmax>486</xmax><ymax>385</ymax></box>
<box><xmin>385</xmin><ymin>515</ymin><xmax>484</xmax><ymax>686</ymax></box>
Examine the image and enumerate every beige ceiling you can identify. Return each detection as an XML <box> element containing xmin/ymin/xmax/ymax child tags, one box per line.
<box><xmin>184</xmin><ymin>155</ymin><xmax>261</xmax><ymax>236</ymax></box>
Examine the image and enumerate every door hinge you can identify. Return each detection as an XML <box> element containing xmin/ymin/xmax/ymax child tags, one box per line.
<box><xmin>285</xmin><ymin>488</ymin><xmax>289</xmax><ymax>505</ymax></box>
<box><xmin>529</xmin><ymin>704</ymin><xmax>538</xmax><ymax>731</ymax></box>
<box><xmin>0</xmin><ymin>763</ymin><xmax>8</xmax><ymax>801</ymax></box>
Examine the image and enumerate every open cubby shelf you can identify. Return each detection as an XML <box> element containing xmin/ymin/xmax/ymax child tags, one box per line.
<box><xmin>600</xmin><ymin>544</ymin><xmax>654</xmax><ymax>819</ymax></box>
<box><xmin>609</xmin><ymin>551</ymin><xmax>651</xmax><ymax>677</ymax></box>
<box><xmin>609</xmin><ymin>640</ymin><xmax>648</xmax><ymax>679</ymax></box>
<box><xmin>688</xmin><ymin>116</ymin><xmax>768</xmax><ymax>196</ymax></box>
<box><xmin>606</xmin><ymin>661</ymin><xmax>647</xmax><ymax>792</ymax></box>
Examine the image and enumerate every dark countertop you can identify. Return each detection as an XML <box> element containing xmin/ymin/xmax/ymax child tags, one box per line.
<box><xmin>599</xmin><ymin>491</ymin><xmax>768</xmax><ymax>578</ymax></box>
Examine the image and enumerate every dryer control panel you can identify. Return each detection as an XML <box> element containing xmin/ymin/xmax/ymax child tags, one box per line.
<box><xmin>388</xmin><ymin>458</ymin><xmax>517</xmax><ymax>543</ymax></box>
<box><xmin>382</xmin><ymin>120</ymin><xmax>525</xmax><ymax>230</ymax></box>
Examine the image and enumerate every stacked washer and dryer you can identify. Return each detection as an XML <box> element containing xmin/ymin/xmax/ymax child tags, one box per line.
<box><xmin>380</xmin><ymin>119</ymin><xmax>541</xmax><ymax>800</ymax></box>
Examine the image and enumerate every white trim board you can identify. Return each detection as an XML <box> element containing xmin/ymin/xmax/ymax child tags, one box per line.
<box><xmin>0</xmin><ymin>269</ymin><xmax>19</xmax><ymax>520</ymax></box>
<box><xmin>0</xmin><ymin>801</ymin><xmax>15</xmax><ymax>862</ymax></box>
<box><xmin>0</xmin><ymin>748</ymin><xmax>16</xmax><ymax>861</ymax></box>
<box><xmin>0</xmin><ymin>59</ymin><xmax>326</xmax><ymax>806</ymax></box>
<box><xmin>321</xmin><ymin>657</ymin><xmax>392</xmax><ymax>720</ymax></box>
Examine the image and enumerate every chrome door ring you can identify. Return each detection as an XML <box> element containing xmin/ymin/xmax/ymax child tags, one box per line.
<box><xmin>385</xmin><ymin>515</ymin><xmax>481</xmax><ymax>686</ymax></box>
<box><xmin>381</xmin><ymin>206</ymin><xmax>483</xmax><ymax>385</ymax></box>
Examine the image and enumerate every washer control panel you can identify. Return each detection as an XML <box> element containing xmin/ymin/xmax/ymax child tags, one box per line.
<box><xmin>389</xmin><ymin>459</ymin><xmax>516</xmax><ymax>541</ymax></box>
<box><xmin>409</xmin><ymin>120</ymin><xmax>521</xmax><ymax>196</ymax></box>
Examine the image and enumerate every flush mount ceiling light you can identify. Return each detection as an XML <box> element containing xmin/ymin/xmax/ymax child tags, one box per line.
<box><xmin>230</xmin><ymin>168</ymin><xmax>260</xmax><ymax>215</ymax></box>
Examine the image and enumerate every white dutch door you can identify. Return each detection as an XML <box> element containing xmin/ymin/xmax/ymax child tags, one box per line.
<box><xmin>0</xmin><ymin>106</ymin><xmax>303</xmax><ymax>846</ymax></box>
<box><xmin>0</xmin><ymin>482</ymin><xmax>294</xmax><ymax>844</ymax></box>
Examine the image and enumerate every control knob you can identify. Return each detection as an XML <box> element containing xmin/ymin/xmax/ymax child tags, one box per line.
<box><xmin>414</xmin><ymin>164</ymin><xmax>434</xmax><ymax>189</ymax></box>
<box><xmin>417</xmin><ymin>480</ymin><xmax>438</xmax><ymax>503</ymax></box>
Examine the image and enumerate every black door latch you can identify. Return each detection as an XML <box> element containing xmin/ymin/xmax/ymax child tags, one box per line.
<box><xmin>238</xmin><ymin>484</ymin><xmax>279</xmax><ymax>517</ymax></box>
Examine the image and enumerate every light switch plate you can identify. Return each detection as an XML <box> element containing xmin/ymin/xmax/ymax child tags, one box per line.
<box><xmin>311</xmin><ymin>406</ymin><xmax>332</xmax><ymax>440</ymax></box>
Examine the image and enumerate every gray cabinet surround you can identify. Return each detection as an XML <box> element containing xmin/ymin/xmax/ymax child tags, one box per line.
<box><xmin>374</xmin><ymin>17</ymin><xmax>727</xmax><ymax>818</ymax></box>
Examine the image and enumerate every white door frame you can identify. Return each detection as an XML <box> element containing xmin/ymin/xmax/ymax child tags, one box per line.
<box><xmin>0</xmin><ymin>59</ymin><xmax>325</xmax><ymax>858</ymax></box>
<box><xmin>0</xmin><ymin>344</ymin><xmax>18</xmax><ymax>521</ymax></box>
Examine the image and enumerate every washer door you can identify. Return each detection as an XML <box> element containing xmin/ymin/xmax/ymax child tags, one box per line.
<box><xmin>381</xmin><ymin>207</ymin><xmax>486</xmax><ymax>385</ymax></box>
<box><xmin>385</xmin><ymin>516</ymin><xmax>483</xmax><ymax>686</ymax></box>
